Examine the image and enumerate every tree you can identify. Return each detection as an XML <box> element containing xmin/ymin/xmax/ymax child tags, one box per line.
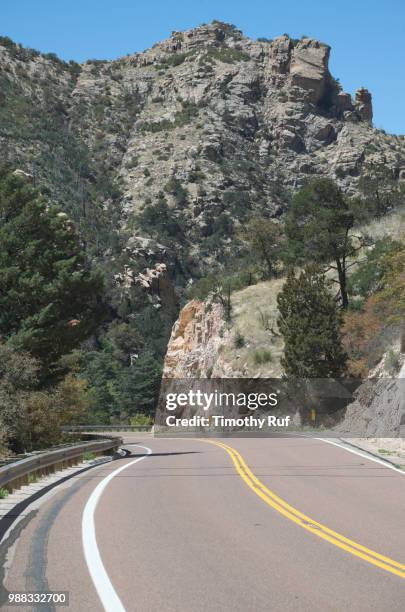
<box><xmin>347</xmin><ymin>238</ymin><xmax>401</xmax><ymax>304</ymax></box>
<box><xmin>277</xmin><ymin>267</ymin><xmax>347</xmax><ymax>378</ymax></box>
<box><xmin>0</xmin><ymin>170</ymin><xmax>105</xmax><ymax>381</ymax></box>
<box><xmin>240</xmin><ymin>217</ymin><xmax>283</xmax><ymax>278</ymax></box>
<box><xmin>358</xmin><ymin>163</ymin><xmax>405</xmax><ymax>217</ymax></box>
<box><xmin>136</xmin><ymin>195</ymin><xmax>185</xmax><ymax>243</ymax></box>
<box><xmin>0</xmin><ymin>344</ymin><xmax>78</xmax><ymax>452</ymax></box>
<box><xmin>284</xmin><ymin>179</ymin><xmax>368</xmax><ymax>308</ymax></box>
<box><xmin>112</xmin><ymin>351</ymin><xmax>162</xmax><ymax>417</ymax></box>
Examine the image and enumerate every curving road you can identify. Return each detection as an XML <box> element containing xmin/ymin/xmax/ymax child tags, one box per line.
<box><xmin>1</xmin><ymin>435</ymin><xmax>405</xmax><ymax>611</ymax></box>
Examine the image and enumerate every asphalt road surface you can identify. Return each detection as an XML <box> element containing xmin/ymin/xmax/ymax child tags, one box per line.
<box><xmin>1</xmin><ymin>435</ymin><xmax>405</xmax><ymax>611</ymax></box>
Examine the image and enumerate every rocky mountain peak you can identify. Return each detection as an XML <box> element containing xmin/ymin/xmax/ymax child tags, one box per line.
<box><xmin>0</xmin><ymin>23</ymin><xmax>403</xmax><ymax>278</ymax></box>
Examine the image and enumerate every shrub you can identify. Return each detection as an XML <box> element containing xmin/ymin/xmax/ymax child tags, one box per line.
<box><xmin>139</xmin><ymin>102</ymin><xmax>199</xmax><ymax>133</ymax></box>
<box><xmin>130</xmin><ymin>413</ymin><xmax>154</xmax><ymax>428</ymax></box>
<box><xmin>154</xmin><ymin>51</ymin><xmax>195</xmax><ymax>70</ymax></box>
<box><xmin>202</xmin><ymin>47</ymin><xmax>250</xmax><ymax>64</ymax></box>
<box><xmin>83</xmin><ymin>451</ymin><xmax>96</xmax><ymax>461</ymax></box>
<box><xmin>234</xmin><ymin>331</ymin><xmax>245</xmax><ymax>349</ymax></box>
<box><xmin>253</xmin><ymin>349</ymin><xmax>272</xmax><ymax>365</ymax></box>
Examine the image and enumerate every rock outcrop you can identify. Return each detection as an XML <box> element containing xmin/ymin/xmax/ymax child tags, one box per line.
<box><xmin>163</xmin><ymin>300</ymin><xmax>227</xmax><ymax>377</ymax></box>
<box><xmin>355</xmin><ymin>87</ymin><xmax>373</xmax><ymax>123</ymax></box>
<box><xmin>336</xmin><ymin>352</ymin><xmax>405</xmax><ymax>436</ymax></box>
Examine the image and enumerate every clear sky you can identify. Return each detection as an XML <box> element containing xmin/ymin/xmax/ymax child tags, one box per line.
<box><xmin>1</xmin><ymin>0</ymin><xmax>404</xmax><ymax>134</ymax></box>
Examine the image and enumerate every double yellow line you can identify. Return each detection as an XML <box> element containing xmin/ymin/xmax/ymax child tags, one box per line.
<box><xmin>203</xmin><ymin>439</ymin><xmax>405</xmax><ymax>580</ymax></box>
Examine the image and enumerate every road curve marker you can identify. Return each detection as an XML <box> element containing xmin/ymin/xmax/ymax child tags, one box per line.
<box><xmin>82</xmin><ymin>444</ymin><xmax>152</xmax><ymax>612</ymax></box>
<box><xmin>202</xmin><ymin>439</ymin><xmax>405</xmax><ymax>580</ymax></box>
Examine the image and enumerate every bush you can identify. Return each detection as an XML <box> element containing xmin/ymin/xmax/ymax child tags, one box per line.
<box><xmin>348</xmin><ymin>239</ymin><xmax>401</xmax><ymax>301</ymax></box>
<box><xmin>130</xmin><ymin>413</ymin><xmax>154</xmax><ymax>428</ymax></box>
<box><xmin>234</xmin><ymin>331</ymin><xmax>245</xmax><ymax>348</ymax></box>
<box><xmin>253</xmin><ymin>349</ymin><xmax>272</xmax><ymax>365</ymax></box>
<box><xmin>202</xmin><ymin>47</ymin><xmax>250</xmax><ymax>64</ymax></box>
<box><xmin>83</xmin><ymin>451</ymin><xmax>96</xmax><ymax>461</ymax></box>
<box><xmin>139</xmin><ymin>102</ymin><xmax>199</xmax><ymax>133</ymax></box>
<box><xmin>154</xmin><ymin>51</ymin><xmax>195</xmax><ymax>70</ymax></box>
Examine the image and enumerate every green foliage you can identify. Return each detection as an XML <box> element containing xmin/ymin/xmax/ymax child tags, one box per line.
<box><xmin>164</xmin><ymin>178</ymin><xmax>188</xmax><ymax>206</ymax></box>
<box><xmin>222</xmin><ymin>190</ymin><xmax>250</xmax><ymax>216</ymax></box>
<box><xmin>253</xmin><ymin>349</ymin><xmax>272</xmax><ymax>365</ymax></box>
<box><xmin>0</xmin><ymin>172</ymin><xmax>105</xmax><ymax>380</ymax></box>
<box><xmin>0</xmin><ymin>72</ymin><xmax>119</xmax><ymax>254</ymax></box>
<box><xmin>234</xmin><ymin>331</ymin><xmax>245</xmax><ymax>348</ymax></box>
<box><xmin>0</xmin><ymin>344</ymin><xmax>90</xmax><ymax>452</ymax></box>
<box><xmin>155</xmin><ymin>52</ymin><xmax>189</xmax><ymax>69</ymax></box>
<box><xmin>187</xmin><ymin>268</ymin><xmax>254</xmax><ymax>301</ymax></box>
<box><xmin>202</xmin><ymin>46</ymin><xmax>250</xmax><ymax>64</ymax></box>
<box><xmin>358</xmin><ymin>164</ymin><xmax>405</xmax><ymax>217</ymax></box>
<box><xmin>285</xmin><ymin>179</ymin><xmax>371</xmax><ymax>308</ymax></box>
<box><xmin>130</xmin><ymin>413</ymin><xmax>154</xmax><ymax>428</ymax></box>
<box><xmin>277</xmin><ymin>267</ymin><xmax>347</xmax><ymax>378</ymax></box>
<box><xmin>0</xmin><ymin>488</ymin><xmax>9</xmax><ymax>499</ymax></box>
<box><xmin>111</xmin><ymin>352</ymin><xmax>162</xmax><ymax>416</ymax></box>
<box><xmin>139</xmin><ymin>102</ymin><xmax>199</xmax><ymax>132</ymax></box>
<box><xmin>136</xmin><ymin>196</ymin><xmax>185</xmax><ymax>243</ymax></box>
<box><xmin>83</xmin><ymin>451</ymin><xmax>96</xmax><ymax>461</ymax></box>
<box><xmin>348</xmin><ymin>239</ymin><xmax>402</xmax><ymax>302</ymax></box>
<box><xmin>240</xmin><ymin>217</ymin><xmax>284</xmax><ymax>278</ymax></box>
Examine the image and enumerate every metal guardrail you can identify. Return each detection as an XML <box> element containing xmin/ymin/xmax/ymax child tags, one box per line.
<box><xmin>0</xmin><ymin>437</ymin><xmax>122</xmax><ymax>490</ymax></box>
<box><xmin>65</xmin><ymin>425</ymin><xmax>152</xmax><ymax>432</ymax></box>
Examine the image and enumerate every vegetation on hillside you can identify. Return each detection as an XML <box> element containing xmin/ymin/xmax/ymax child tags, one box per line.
<box><xmin>0</xmin><ymin>172</ymin><xmax>163</xmax><ymax>453</ymax></box>
<box><xmin>277</xmin><ymin>267</ymin><xmax>347</xmax><ymax>378</ymax></box>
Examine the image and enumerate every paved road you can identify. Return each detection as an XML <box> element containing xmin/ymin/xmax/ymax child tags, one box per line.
<box><xmin>1</xmin><ymin>435</ymin><xmax>405</xmax><ymax>611</ymax></box>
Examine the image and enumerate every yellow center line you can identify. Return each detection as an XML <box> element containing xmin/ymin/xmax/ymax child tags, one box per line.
<box><xmin>201</xmin><ymin>439</ymin><xmax>405</xmax><ymax>580</ymax></box>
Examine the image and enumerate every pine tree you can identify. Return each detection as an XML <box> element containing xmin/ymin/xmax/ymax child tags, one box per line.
<box><xmin>277</xmin><ymin>267</ymin><xmax>347</xmax><ymax>378</ymax></box>
<box><xmin>284</xmin><ymin>179</ymin><xmax>369</xmax><ymax>309</ymax></box>
<box><xmin>113</xmin><ymin>351</ymin><xmax>162</xmax><ymax>416</ymax></box>
<box><xmin>0</xmin><ymin>170</ymin><xmax>105</xmax><ymax>381</ymax></box>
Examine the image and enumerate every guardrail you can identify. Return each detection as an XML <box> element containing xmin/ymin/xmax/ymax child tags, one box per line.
<box><xmin>0</xmin><ymin>437</ymin><xmax>122</xmax><ymax>492</ymax></box>
<box><xmin>65</xmin><ymin>425</ymin><xmax>152</xmax><ymax>432</ymax></box>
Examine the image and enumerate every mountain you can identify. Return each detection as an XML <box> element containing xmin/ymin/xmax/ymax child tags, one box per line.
<box><xmin>1</xmin><ymin>21</ymin><xmax>404</xmax><ymax>282</ymax></box>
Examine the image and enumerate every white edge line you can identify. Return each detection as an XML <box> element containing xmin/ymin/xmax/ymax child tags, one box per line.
<box><xmin>82</xmin><ymin>444</ymin><xmax>152</xmax><ymax>612</ymax></box>
<box><xmin>316</xmin><ymin>438</ymin><xmax>405</xmax><ymax>475</ymax></box>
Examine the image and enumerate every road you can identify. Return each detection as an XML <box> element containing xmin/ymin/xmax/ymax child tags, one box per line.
<box><xmin>1</xmin><ymin>435</ymin><xmax>405</xmax><ymax>611</ymax></box>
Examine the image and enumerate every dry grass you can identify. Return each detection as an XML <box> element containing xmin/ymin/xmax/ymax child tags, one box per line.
<box><xmin>360</xmin><ymin>206</ymin><xmax>405</xmax><ymax>241</ymax></box>
<box><xmin>219</xmin><ymin>207</ymin><xmax>405</xmax><ymax>378</ymax></box>
<box><xmin>221</xmin><ymin>278</ymin><xmax>285</xmax><ymax>377</ymax></box>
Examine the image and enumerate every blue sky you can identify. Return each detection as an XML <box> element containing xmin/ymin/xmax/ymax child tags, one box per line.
<box><xmin>2</xmin><ymin>0</ymin><xmax>404</xmax><ymax>134</ymax></box>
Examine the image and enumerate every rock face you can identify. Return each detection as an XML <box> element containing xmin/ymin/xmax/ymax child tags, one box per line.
<box><xmin>289</xmin><ymin>38</ymin><xmax>331</xmax><ymax>104</ymax></box>
<box><xmin>335</xmin><ymin>353</ymin><xmax>405</xmax><ymax>436</ymax></box>
<box><xmin>163</xmin><ymin>300</ymin><xmax>227</xmax><ymax>377</ymax></box>
<box><xmin>0</xmin><ymin>22</ymin><xmax>404</xmax><ymax>274</ymax></box>
<box><xmin>335</xmin><ymin>378</ymin><xmax>405</xmax><ymax>436</ymax></box>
